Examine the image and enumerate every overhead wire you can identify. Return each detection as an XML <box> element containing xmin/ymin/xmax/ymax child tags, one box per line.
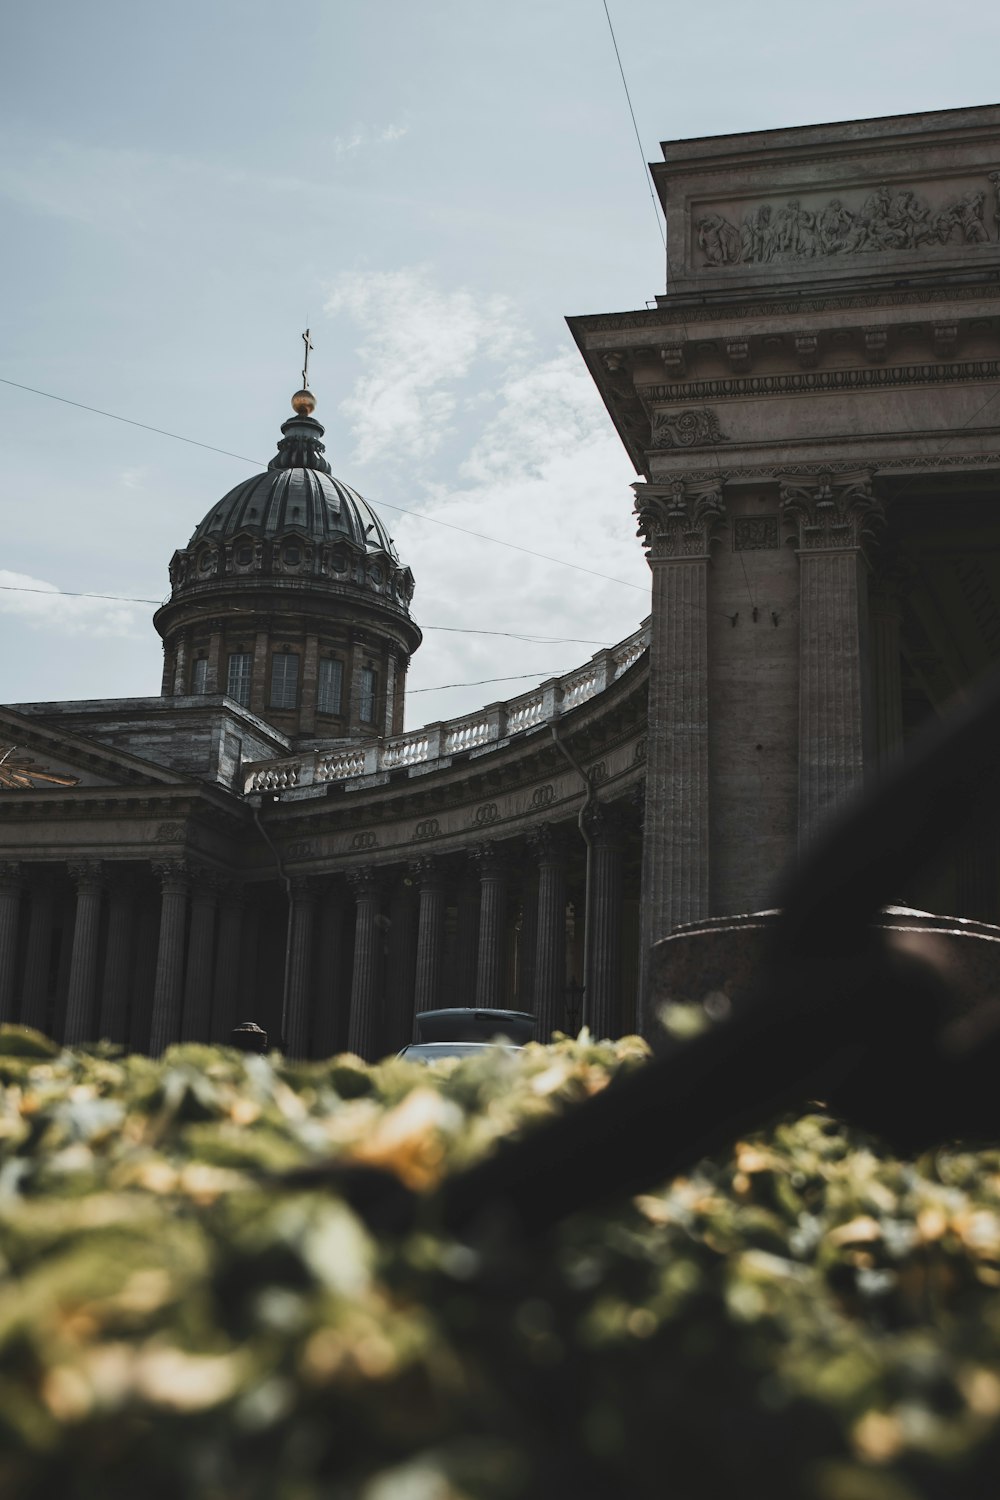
<box><xmin>0</xmin><ymin>375</ymin><xmax>647</xmax><ymax>594</ymax></box>
<box><xmin>601</xmin><ymin>0</ymin><xmax>665</xmax><ymax>251</ymax></box>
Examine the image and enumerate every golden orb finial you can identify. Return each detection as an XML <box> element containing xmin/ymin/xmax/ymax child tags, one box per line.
<box><xmin>291</xmin><ymin>388</ymin><xmax>316</xmax><ymax>416</ymax></box>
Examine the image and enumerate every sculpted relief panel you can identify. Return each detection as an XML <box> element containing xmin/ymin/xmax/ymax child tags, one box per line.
<box><xmin>696</xmin><ymin>174</ymin><xmax>1000</xmax><ymax>268</ymax></box>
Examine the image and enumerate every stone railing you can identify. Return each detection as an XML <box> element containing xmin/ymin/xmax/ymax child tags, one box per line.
<box><xmin>243</xmin><ymin>619</ymin><xmax>649</xmax><ymax>795</ymax></box>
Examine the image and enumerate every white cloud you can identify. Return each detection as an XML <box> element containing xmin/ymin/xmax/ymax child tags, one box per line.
<box><xmin>119</xmin><ymin>466</ymin><xmax>148</xmax><ymax>491</ymax></box>
<box><xmin>333</xmin><ymin>123</ymin><xmax>409</xmax><ymax>156</ymax></box>
<box><xmin>0</xmin><ymin>571</ymin><xmax>144</xmax><ymax>639</ymax></box>
<box><xmin>324</xmin><ymin>266</ymin><xmax>649</xmax><ymax>729</ymax></box>
<box><xmin>325</xmin><ymin>267</ymin><xmax>524</xmax><ymax>465</ymax></box>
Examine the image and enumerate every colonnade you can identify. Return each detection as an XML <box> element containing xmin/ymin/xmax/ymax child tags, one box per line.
<box><xmin>0</xmin><ymin>798</ymin><xmax>641</xmax><ymax>1058</ymax></box>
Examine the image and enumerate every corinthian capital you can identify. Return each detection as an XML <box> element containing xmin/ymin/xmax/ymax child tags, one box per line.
<box><xmin>634</xmin><ymin>480</ymin><xmax>726</xmax><ymax>560</ymax></box>
<box><xmin>779</xmin><ymin>470</ymin><xmax>885</xmax><ymax>552</ymax></box>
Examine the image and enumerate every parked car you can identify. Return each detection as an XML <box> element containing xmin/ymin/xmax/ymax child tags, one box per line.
<box><xmin>398</xmin><ymin>1007</ymin><xmax>534</xmax><ymax>1063</ymax></box>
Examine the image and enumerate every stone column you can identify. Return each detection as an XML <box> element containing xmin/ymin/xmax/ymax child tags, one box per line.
<box><xmin>21</xmin><ymin>872</ymin><xmax>55</xmax><ymax>1033</ymax></box>
<box><xmin>313</xmin><ymin>881</ymin><xmax>347</xmax><ymax>1057</ymax></box>
<box><xmin>452</xmin><ymin>863</ymin><xmax>480</xmax><ymax>1003</ymax></box>
<box><xmin>64</xmin><ymin>861</ymin><xmax>106</xmax><ymax>1044</ymax></box>
<box><xmin>99</xmin><ymin>876</ymin><xmax>135</xmax><ymax>1044</ymax></box>
<box><xmin>586</xmin><ymin>804</ymin><xmax>626</xmax><ymax>1041</ymax></box>
<box><xmin>0</xmin><ymin>862</ymin><xmax>24</xmax><ymax>1023</ymax></box>
<box><xmin>780</xmin><ymin>473</ymin><xmax>884</xmax><ymax>848</ymax></box>
<box><xmin>412</xmin><ymin>857</ymin><xmax>447</xmax><ymax>1016</ymax></box>
<box><xmin>181</xmin><ymin>873</ymin><xmax>218</xmax><ymax>1041</ymax></box>
<box><xmin>634</xmin><ymin>483</ymin><xmax>724</xmax><ymax>976</ymax></box>
<box><xmin>149</xmin><ymin>861</ymin><xmax>190</xmax><ymax>1055</ymax></box>
<box><xmin>211</xmin><ymin>883</ymin><xmax>245</xmax><ymax>1042</ymax></box>
<box><xmin>473</xmin><ymin>844</ymin><xmax>508</xmax><ymax>1010</ymax></box>
<box><xmin>285</xmin><ymin>877</ymin><xmax>318</xmax><ymax>1057</ymax></box>
<box><xmin>172</xmin><ymin>630</ymin><xmax>190</xmax><ymax>695</ymax></box>
<box><xmin>347</xmin><ymin>869</ymin><xmax>383</xmax><ymax>1060</ymax></box>
<box><xmin>516</xmin><ymin>871</ymin><xmax>539</xmax><ymax>1013</ymax></box>
<box><xmin>869</xmin><ymin>561</ymin><xmax>908</xmax><ymax>772</ymax></box>
<box><xmin>129</xmin><ymin>891</ymin><xmax>160</xmax><ymax>1053</ymax></box>
<box><xmin>384</xmin><ymin>875</ymin><xmax>418</xmax><ymax>1054</ymax></box>
<box><xmin>529</xmin><ymin>826</ymin><xmax>567</xmax><ymax>1043</ymax></box>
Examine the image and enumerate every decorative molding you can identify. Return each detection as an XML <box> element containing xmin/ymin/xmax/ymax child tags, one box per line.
<box><xmin>641</xmin><ymin>358</ymin><xmax>1000</xmax><ymax>406</ymax></box>
<box><xmin>780</xmin><ymin>472</ymin><xmax>885</xmax><ymax>551</ymax></box>
<box><xmin>650</xmin><ymin>407</ymin><xmax>727</xmax><ymax>449</ymax></box>
<box><xmin>411</xmin><ymin>817</ymin><xmax>441</xmax><ymax>842</ymax></box>
<box><xmin>531</xmin><ymin>784</ymin><xmax>555</xmax><ymax>808</ymax></box>
<box><xmin>662</xmin><ymin>452</ymin><xmax>1000</xmax><ymax>486</ymax></box>
<box><xmin>635</xmin><ymin>481</ymin><xmax>726</xmax><ymax>560</ymax></box>
<box><xmin>350</xmin><ymin>830</ymin><xmax>378</xmax><ymax>851</ymax></box>
<box><xmin>473</xmin><ymin>802</ymin><xmax>499</xmax><ymax>826</ymax></box>
<box><xmin>286</xmin><ymin>839</ymin><xmax>319</xmax><ymax>859</ymax></box>
<box><xmin>696</xmin><ymin>179</ymin><xmax>997</xmax><ymax>268</ymax></box>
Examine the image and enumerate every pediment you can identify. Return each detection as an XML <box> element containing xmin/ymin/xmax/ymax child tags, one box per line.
<box><xmin>0</xmin><ymin>707</ymin><xmax>190</xmax><ymax>793</ymax></box>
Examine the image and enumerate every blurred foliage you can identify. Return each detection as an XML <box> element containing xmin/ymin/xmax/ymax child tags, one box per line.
<box><xmin>0</xmin><ymin>1021</ymin><xmax>999</xmax><ymax>1497</ymax></box>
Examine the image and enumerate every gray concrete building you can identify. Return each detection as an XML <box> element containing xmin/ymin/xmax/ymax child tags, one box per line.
<box><xmin>1</xmin><ymin>105</ymin><xmax>999</xmax><ymax>1055</ymax></box>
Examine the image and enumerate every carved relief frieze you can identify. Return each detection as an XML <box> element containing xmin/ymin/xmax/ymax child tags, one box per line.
<box><xmin>696</xmin><ymin>178</ymin><xmax>999</xmax><ymax>268</ymax></box>
<box><xmin>473</xmin><ymin>802</ymin><xmax>499</xmax><ymax>826</ymax></box>
<box><xmin>531</xmin><ymin>784</ymin><xmax>555</xmax><ymax>808</ymax></box>
<box><xmin>780</xmin><ymin>472</ymin><xmax>885</xmax><ymax>551</ymax></box>
<box><xmin>734</xmin><ymin>516</ymin><xmax>780</xmax><ymax>551</ymax></box>
<box><xmin>350</xmin><ymin>830</ymin><xmax>378</xmax><ymax>851</ymax></box>
<box><xmin>635</xmin><ymin>481</ymin><xmax>726</xmax><ymax>560</ymax></box>
<box><xmin>650</xmin><ymin>408</ymin><xmax>727</xmax><ymax>450</ymax></box>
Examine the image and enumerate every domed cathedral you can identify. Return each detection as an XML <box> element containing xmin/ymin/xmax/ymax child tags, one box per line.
<box><xmin>154</xmin><ymin>386</ymin><xmax>421</xmax><ymax>745</ymax></box>
<box><xmin>2</xmin><ymin>105</ymin><xmax>1000</xmax><ymax>1061</ymax></box>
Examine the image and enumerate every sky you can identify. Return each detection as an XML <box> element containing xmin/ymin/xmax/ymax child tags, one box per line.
<box><xmin>2</xmin><ymin>0</ymin><xmax>998</xmax><ymax>732</ymax></box>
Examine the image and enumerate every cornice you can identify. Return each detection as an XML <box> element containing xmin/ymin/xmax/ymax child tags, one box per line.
<box><xmin>640</xmin><ymin>358</ymin><xmax>1000</xmax><ymax>408</ymax></box>
<box><xmin>569</xmin><ymin>280</ymin><xmax>1000</xmax><ymax>336</ymax></box>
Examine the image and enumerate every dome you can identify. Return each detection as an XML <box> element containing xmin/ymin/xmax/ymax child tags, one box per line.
<box><xmin>164</xmin><ymin>396</ymin><xmax>416</xmax><ymax>613</ymax></box>
<box><xmin>189</xmin><ymin>411</ymin><xmax>400</xmax><ymax>560</ymax></box>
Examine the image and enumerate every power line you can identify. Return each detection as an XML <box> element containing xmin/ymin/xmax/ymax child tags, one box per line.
<box><xmin>0</xmin><ymin>377</ymin><xmax>264</xmax><ymax>467</ymax></box>
<box><xmin>601</xmin><ymin>0</ymin><xmax>665</xmax><ymax>250</ymax></box>
<box><xmin>0</xmin><ymin>375</ymin><xmax>648</xmax><ymax>595</ymax></box>
<box><xmin>409</xmin><ymin>671</ymin><xmax>569</xmax><ymax>694</ymax></box>
<box><xmin>0</xmin><ymin>583</ymin><xmax>617</xmax><ymax>646</ymax></box>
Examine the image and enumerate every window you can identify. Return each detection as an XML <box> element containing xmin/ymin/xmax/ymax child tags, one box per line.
<box><xmin>317</xmin><ymin>657</ymin><xmax>343</xmax><ymax>715</ymax></box>
<box><xmin>284</xmin><ymin>544</ymin><xmax>301</xmax><ymax>566</ymax></box>
<box><xmin>227</xmin><ymin>652</ymin><xmax>252</xmax><ymax>707</ymax></box>
<box><xmin>359</xmin><ymin>666</ymin><xmax>377</xmax><ymax>723</ymax></box>
<box><xmin>270</xmin><ymin>652</ymin><xmax>300</xmax><ymax>709</ymax></box>
<box><xmin>235</xmin><ymin>544</ymin><xmax>253</xmax><ymax>566</ymax></box>
<box><xmin>191</xmin><ymin>657</ymin><xmax>208</xmax><ymax>694</ymax></box>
